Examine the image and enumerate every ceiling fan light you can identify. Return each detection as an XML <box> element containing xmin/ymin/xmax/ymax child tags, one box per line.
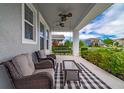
<box><xmin>59</xmin><ymin>23</ymin><xmax>64</xmax><ymax>27</ymax></box>
<box><xmin>67</xmin><ymin>13</ymin><xmax>72</xmax><ymax>17</ymax></box>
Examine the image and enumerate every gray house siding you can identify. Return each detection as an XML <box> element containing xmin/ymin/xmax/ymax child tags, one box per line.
<box><xmin>0</xmin><ymin>4</ymin><xmax>40</xmax><ymax>62</ymax></box>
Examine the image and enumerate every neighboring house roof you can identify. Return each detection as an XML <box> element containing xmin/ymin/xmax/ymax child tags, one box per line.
<box><xmin>113</xmin><ymin>38</ymin><xmax>124</xmax><ymax>45</ymax></box>
<box><xmin>52</xmin><ymin>35</ymin><xmax>65</xmax><ymax>40</ymax></box>
<box><xmin>86</xmin><ymin>38</ymin><xmax>100</xmax><ymax>41</ymax></box>
<box><xmin>113</xmin><ymin>38</ymin><xmax>124</xmax><ymax>41</ymax></box>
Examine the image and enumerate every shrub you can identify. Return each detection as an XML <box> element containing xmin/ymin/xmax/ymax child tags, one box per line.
<box><xmin>111</xmin><ymin>48</ymin><xmax>123</xmax><ymax>52</ymax></box>
<box><xmin>109</xmin><ymin>52</ymin><xmax>124</xmax><ymax>75</ymax></box>
<box><xmin>81</xmin><ymin>49</ymin><xmax>111</xmax><ymax>66</ymax></box>
<box><xmin>64</xmin><ymin>40</ymin><xmax>72</xmax><ymax>47</ymax></box>
<box><xmin>81</xmin><ymin>47</ymin><xmax>88</xmax><ymax>51</ymax></box>
<box><xmin>52</xmin><ymin>46</ymin><xmax>72</xmax><ymax>54</ymax></box>
<box><xmin>79</xmin><ymin>40</ymin><xmax>86</xmax><ymax>48</ymax></box>
<box><xmin>81</xmin><ymin>48</ymin><xmax>124</xmax><ymax>80</ymax></box>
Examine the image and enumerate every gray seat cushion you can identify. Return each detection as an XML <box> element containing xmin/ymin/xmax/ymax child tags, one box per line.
<box><xmin>32</xmin><ymin>52</ymin><xmax>39</xmax><ymax>63</ymax></box>
<box><xmin>26</xmin><ymin>53</ymin><xmax>35</xmax><ymax>72</ymax></box>
<box><xmin>37</xmin><ymin>50</ymin><xmax>46</xmax><ymax>58</ymax></box>
<box><xmin>12</xmin><ymin>53</ymin><xmax>35</xmax><ymax>76</ymax></box>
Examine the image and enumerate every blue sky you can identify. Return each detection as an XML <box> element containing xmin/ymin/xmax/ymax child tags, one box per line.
<box><xmin>79</xmin><ymin>3</ymin><xmax>124</xmax><ymax>40</ymax></box>
<box><xmin>52</xmin><ymin>4</ymin><xmax>124</xmax><ymax>40</ymax></box>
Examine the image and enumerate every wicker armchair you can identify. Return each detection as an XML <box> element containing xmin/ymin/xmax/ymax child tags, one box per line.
<box><xmin>4</xmin><ymin>53</ymin><xmax>54</xmax><ymax>89</ymax></box>
<box><xmin>35</xmin><ymin>50</ymin><xmax>56</xmax><ymax>69</ymax></box>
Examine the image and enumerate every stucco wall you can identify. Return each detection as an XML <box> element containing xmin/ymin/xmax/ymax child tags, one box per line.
<box><xmin>0</xmin><ymin>4</ymin><xmax>42</xmax><ymax>62</ymax></box>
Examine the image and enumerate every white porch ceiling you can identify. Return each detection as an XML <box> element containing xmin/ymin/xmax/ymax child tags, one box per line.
<box><xmin>37</xmin><ymin>3</ymin><xmax>112</xmax><ymax>32</ymax></box>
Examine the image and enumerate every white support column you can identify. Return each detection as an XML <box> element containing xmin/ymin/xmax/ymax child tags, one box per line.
<box><xmin>73</xmin><ymin>30</ymin><xmax>79</xmax><ymax>56</ymax></box>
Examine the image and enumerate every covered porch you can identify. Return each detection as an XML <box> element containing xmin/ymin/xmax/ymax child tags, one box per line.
<box><xmin>0</xmin><ymin>3</ymin><xmax>124</xmax><ymax>89</ymax></box>
<box><xmin>55</xmin><ymin>55</ymin><xmax>124</xmax><ymax>89</ymax></box>
<box><xmin>44</xmin><ymin>3</ymin><xmax>113</xmax><ymax>56</ymax></box>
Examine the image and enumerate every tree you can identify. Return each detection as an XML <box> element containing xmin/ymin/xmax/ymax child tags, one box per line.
<box><xmin>79</xmin><ymin>40</ymin><xmax>86</xmax><ymax>48</ymax></box>
<box><xmin>103</xmin><ymin>38</ymin><xmax>114</xmax><ymax>46</ymax></box>
<box><xmin>64</xmin><ymin>40</ymin><xmax>72</xmax><ymax>47</ymax></box>
<box><xmin>113</xmin><ymin>41</ymin><xmax>119</xmax><ymax>46</ymax></box>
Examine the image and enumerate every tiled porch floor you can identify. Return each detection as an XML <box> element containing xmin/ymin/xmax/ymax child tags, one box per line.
<box><xmin>55</xmin><ymin>55</ymin><xmax>124</xmax><ymax>89</ymax></box>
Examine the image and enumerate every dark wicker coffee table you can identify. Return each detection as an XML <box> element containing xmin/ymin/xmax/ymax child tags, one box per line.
<box><xmin>63</xmin><ymin>60</ymin><xmax>81</xmax><ymax>86</ymax></box>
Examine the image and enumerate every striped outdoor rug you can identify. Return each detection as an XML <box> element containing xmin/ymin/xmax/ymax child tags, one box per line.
<box><xmin>54</xmin><ymin>62</ymin><xmax>111</xmax><ymax>89</ymax></box>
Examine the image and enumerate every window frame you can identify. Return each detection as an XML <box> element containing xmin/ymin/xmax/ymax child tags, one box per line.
<box><xmin>46</xmin><ymin>30</ymin><xmax>49</xmax><ymax>49</ymax></box>
<box><xmin>39</xmin><ymin>22</ymin><xmax>45</xmax><ymax>50</ymax></box>
<box><xmin>22</xmin><ymin>3</ymin><xmax>37</xmax><ymax>44</ymax></box>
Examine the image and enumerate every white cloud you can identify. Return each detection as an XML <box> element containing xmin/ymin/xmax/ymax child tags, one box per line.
<box><xmin>79</xmin><ymin>34</ymin><xmax>98</xmax><ymax>40</ymax></box>
<box><xmin>80</xmin><ymin>4</ymin><xmax>124</xmax><ymax>39</ymax></box>
<box><xmin>53</xmin><ymin>4</ymin><xmax>124</xmax><ymax>40</ymax></box>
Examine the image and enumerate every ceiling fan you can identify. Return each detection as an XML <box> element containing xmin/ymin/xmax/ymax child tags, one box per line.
<box><xmin>57</xmin><ymin>12</ymin><xmax>72</xmax><ymax>27</ymax></box>
<box><xmin>59</xmin><ymin>12</ymin><xmax>72</xmax><ymax>22</ymax></box>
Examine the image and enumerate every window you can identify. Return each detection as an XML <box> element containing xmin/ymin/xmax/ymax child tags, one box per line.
<box><xmin>22</xmin><ymin>4</ymin><xmax>37</xmax><ymax>44</ymax></box>
<box><xmin>40</xmin><ymin>22</ymin><xmax>44</xmax><ymax>50</ymax></box>
<box><xmin>39</xmin><ymin>12</ymin><xmax>50</xmax><ymax>50</ymax></box>
<box><xmin>46</xmin><ymin>30</ymin><xmax>49</xmax><ymax>49</ymax></box>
